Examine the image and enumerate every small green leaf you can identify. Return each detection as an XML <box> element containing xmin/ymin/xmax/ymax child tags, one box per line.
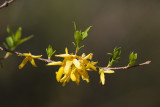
<box><xmin>17</xmin><ymin>35</ymin><xmax>34</xmax><ymax>46</ymax></box>
<box><xmin>107</xmin><ymin>47</ymin><xmax>121</xmax><ymax>67</ymax></box>
<box><xmin>73</xmin><ymin>21</ymin><xmax>77</xmax><ymax>30</ymax></box>
<box><xmin>3</xmin><ymin>42</ymin><xmax>8</xmax><ymax>49</ymax></box>
<box><xmin>6</xmin><ymin>36</ymin><xmax>14</xmax><ymax>48</ymax></box>
<box><xmin>72</xmin><ymin>42</ymin><xmax>76</xmax><ymax>47</ymax></box>
<box><xmin>15</xmin><ymin>27</ymin><xmax>22</xmax><ymax>42</ymax></box>
<box><xmin>128</xmin><ymin>52</ymin><xmax>137</xmax><ymax>66</ymax></box>
<box><xmin>46</xmin><ymin>45</ymin><xmax>56</xmax><ymax>59</ymax></box>
<box><xmin>107</xmin><ymin>53</ymin><xmax>113</xmax><ymax>56</ymax></box>
<box><xmin>74</xmin><ymin>30</ymin><xmax>82</xmax><ymax>47</ymax></box>
<box><xmin>82</xmin><ymin>26</ymin><xmax>92</xmax><ymax>40</ymax></box>
<box><xmin>7</xmin><ymin>26</ymin><xmax>14</xmax><ymax>37</ymax></box>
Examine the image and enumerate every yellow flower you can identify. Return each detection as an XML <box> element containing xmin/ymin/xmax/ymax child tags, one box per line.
<box><xmin>99</xmin><ymin>69</ymin><xmax>115</xmax><ymax>85</ymax></box>
<box><xmin>47</xmin><ymin>48</ymin><xmax>97</xmax><ymax>86</ymax></box>
<box><xmin>18</xmin><ymin>52</ymin><xmax>42</xmax><ymax>69</ymax></box>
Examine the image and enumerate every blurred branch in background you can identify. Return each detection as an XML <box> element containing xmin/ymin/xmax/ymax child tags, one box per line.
<box><xmin>0</xmin><ymin>0</ymin><xmax>15</xmax><ymax>9</ymax></box>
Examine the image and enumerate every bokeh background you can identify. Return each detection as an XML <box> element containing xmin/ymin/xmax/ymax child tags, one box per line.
<box><xmin>0</xmin><ymin>0</ymin><xmax>159</xmax><ymax>107</ymax></box>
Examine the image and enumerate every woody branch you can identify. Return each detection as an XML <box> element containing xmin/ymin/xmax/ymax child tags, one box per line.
<box><xmin>0</xmin><ymin>46</ymin><xmax>151</xmax><ymax>70</ymax></box>
<box><xmin>0</xmin><ymin>0</ymin><xmax>15</xmax><ymax>9</ymax></box>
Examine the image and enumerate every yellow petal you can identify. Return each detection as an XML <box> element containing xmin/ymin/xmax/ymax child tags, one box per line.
<box><xmin>70</xmin><ymin>68</ymin><xmax>77</xmax><ymax>81</ymax></box>
<box><xmin>86</xmin><ymin>63</ymin><xmax>97</xmax><ymax>71</ymax></box>
<box><xmin>55</xmin><ymin>54</ymin><xmax>76</xmax><ymax>57</ymax></box>
<box><xmin>66</xmin><ymin>76</ymin><xmax>70</xmax><ymax>83</ymax></box>
<box><xmin>104</xmin><ymin>69</ymin><xmax>115</xmax><ymax>73</ymax></box>
<box><xmin>91</xmin><ymin>61</ymin><xmax>98</xmax><ymax>65</ymax></box>
<box><xmin>47</xmin><ymin>61</ymin><xmax>62</xmax><ymax>66</ymax></box>
<box><xmin>78</xmin><ymin>70</ymin><xmax>90</xmax><ymax>83</ymax></box>
<box><xmin>29</xmin><ymin>58</ymin><xmax>37</xmax><ymax>67</ymax></box>
<box><xmin>31</xmin><ymin>55</ymin><xmax>42</xmax><ymax>58</ymax></box>
<box><xmin>60</xmin><ymin>75</ymin><xmax>67</xmax><ymax>83</ymax></box>
<box><xmin>19</xmin><ymin>57</ymin><xmax>29</xmax><ymax>69</ymax></box>
<box><xmin>73</xmin><ymin>59</ymin><xmax>82</xmax><ymax>69</ymax></box>
<box><xmin>84</xmin><ymin>53</ymin><xmax>93</xmax><ymax>60</ymax></box>
<box><xmin>56</xmin><ymin>66</ymin><xmax>64</xmax><ymax>82</ymax></box>
<box><xmin>75</xmin><ymin>71</ymin><xmax>80</xmax><ymax>85</ymax></box>
<box><xmin>100</xmin><ymin>72</ymin><xmax>105</xmax><ymax>85</ymax></box>
<box><xmin>18</xmin><ymin>53</ymin><xmax>42</xmax><ymax>58</ymax></box>
<box><xmin>81</xmin><ymin>53</ymin><xmax>86</xmax><ymax>58</ymax></box>
<box><xmin>64</xmin><ymin>60</ymin><xmax>72</xmax><ymax>74</ymax></box>
<box><xmin>65</xmin><ymin>48</ymin><xmax>68</xmax><ymax>54</ymax></box>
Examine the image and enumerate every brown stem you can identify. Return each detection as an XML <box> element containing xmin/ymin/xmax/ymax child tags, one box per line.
<box><xmin>0</xmin><ymin>46</ymin><xmax>151</xmax><ymax>69</ymax></box>
<box><xmin>0</xmin><ymin>47</ymin><xmax>54</xmax><ymax>63</ymax></box>
<box><xmin>0</xmin><ymin>0</ymin><xmax>15</xmax><ymax>9</ymax></box>
<box><xmin>100</xmin><ymin>61</ymin><xmax>151</xmax><ymax>70</ymax></box>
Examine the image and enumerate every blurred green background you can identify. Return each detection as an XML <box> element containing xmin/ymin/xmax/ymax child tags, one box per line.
<box><xmin>0</xmin><ymin>0</ymin><xmax>159</xmax><ymax>107</ymax></box>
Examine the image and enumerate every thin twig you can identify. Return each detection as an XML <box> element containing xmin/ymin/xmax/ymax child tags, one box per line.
<box><xmin>0</xmin><ymin>0</ymin><xmax>15</xmax><ymax>9</ymax></box>
<box><xmin>0</xmin><ymin>46</ymin><xmax>54</xmax><ymax>63</ymax></box>
<box><xmin>100</xmin><ymin>61</ymin><xmax>151</xmax><ymax>70</ymax></box>
<box><xmin>0</xmin><ymin>46</ymin><xmax>151</xmax><ymax>69</ymax></box>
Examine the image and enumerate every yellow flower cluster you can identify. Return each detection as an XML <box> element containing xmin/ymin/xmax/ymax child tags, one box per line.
<box><xmin>47</xmin><ymin>48</ymin><xmax>98</xmax><ymax>86</ymax></box>
<box><xmin>18</xmin><ymin>49</ymin><xmax>115</xmax><ymax>86</ymax></box>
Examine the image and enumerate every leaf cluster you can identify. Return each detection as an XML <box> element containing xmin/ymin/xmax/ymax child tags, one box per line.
<box><xmin>3</xmin><ymin>26</ymin><xmax>33</xmax><ymax>50</ymax></box>
<box><xmin>46</xmin><ymin>45</ymin><xmax>56</xmax><ymax>59</ymax></box>
<box><xmin>73</xmin><ymin>22</ymin><xmax>92</xmax><ymax>49</ymax></box>
<box><xmin>107</xmin><ymin>47</ymin><xmax>121</xmax><ymax>67</ymax></box>
<box><xmin>128</xmin><ymin>52</ymin><xmax>137</xmax><ymax>66</ymax></box>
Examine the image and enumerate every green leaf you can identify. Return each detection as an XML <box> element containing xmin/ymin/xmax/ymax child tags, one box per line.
<box><xmin>73</xmin><ymin>21</ymin><xmax>77</xmax><ymax>30</ymax></box>
<box><xmin>17</xmin><ymin>35</ymin><xmax>34</xmax><ymax>46</ymax></box>
<box><xmin>74</xmin><ymin>30</ymin><xmax>82</xmax><ymax>47</ymax></box>
<box><xmin>128</xmin><ymin>52</ymin><xmax>137</xmax><ymax>66</ymax></box>
<box><xmin>6</xmin><ymin>36</ymin><xmax>14</xmax><ymax>48</ymax></box>
<box><xmin>7</xmin><ymin>26</ymin><xmax>14</xmax><ymax>37</ymax></box>
<box><xmin>3</xmin><ymin>42</ymin><xmax>8</xmax><ymax>49</ymax></box>
<box><xmin>107</xmin><ymin>47</ymin><xmax>121</xmax><ymax>67</ymax></box>
<box><xmin>15</xmin><ymin>27</ymin><xmax>22</xmax><ymax>42</ymax></box>
<box><xmin>82</xmin><ymin>26</ymin><xmax>92</xmax><ymax>40</ymax></box>
<box><xmin>46</xmin><ymin>45</ymin><xmax>56</xmax><ymax>59</ymax></box>
<box><xmin>72</xmin><ymin>42</ymin><xmax>76</xmax><ymax>47</ymax></box>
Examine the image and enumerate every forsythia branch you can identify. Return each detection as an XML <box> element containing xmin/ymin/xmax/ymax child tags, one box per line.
<box><xmin>100</xmin><ymin>61</ymin><xmax>151</xmax><ymax>70</ymax></box>
<box><xmin>0</xmin><ymin>46</ymin><xmax>53</xmax><ymax>63</ymax></box>
<box><xmin>0</xmin><ymin>46</ymin><xmax>151</xmax><ymax>70</ymax></box>
<box><xmin>0</xmin><ymin>0</ymin><xmax>15</xmax><ymax>9</ymax></box>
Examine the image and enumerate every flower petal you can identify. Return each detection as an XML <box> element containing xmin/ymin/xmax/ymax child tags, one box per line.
<box><xmin>55</xmin><ymin>54</ymin><xmax>76</xmax><ymax>57</ymax></box>
<box><xmin>29</xmin><ymin>58</ymin><xmax>37</xmax><ymax>67</ymax></box>
<box><xmin>65</xmin><ymin>48</ymin><xmax>68</xmax><ymax>54</ymax></box>
<box><xmin>31</xmin><ymin>55</ymin><xmax>42</xmax><ymax>58</ymax></box>
<box><xmin>70</xmin><ymin>68</ymin><xmax>77</xmax><ymax>81</ymax></box>
<box><xmin>73</xmin><ymin>59</ymin><xmax>82</xmax><ymax>69</ymax></box>
<box><xmin>78</xmin><ymin>70</ymin><xmax>90</xmax><ymax>83</ymax></box>
<box><xmin>19</xmin><ymin>57</ymin><xmax>28</xmax><ymax>69</ymax></box>
<box><xmin>84</xmin><ymin>53</ymin><xmax>93</xmax><ymax>60</ymax></box>
<box><xmin>56</xmin><ymin>66</ymin><xmax>64</xmax><ymax>82</ymax></box>
<box><xmin>86</xmin><ymin>63</ymin><xmax>97</xmax><ymax>71</ymax></box>
<box><xmin>104</xmin><ymin>69</ymin><xmax>115</xmax><ymax>73</ymax></box>
<box><xmin>47</xmin><ymin>61</ymin><xmax>62</xmax><ymax>66</ymax></box>
<box><xmin>100</xmin><ymin>72</ymin><xmax>105</xmax><ymax>85</ymax></box>
<box><xmin>64</xmin><ymin>60</ymin><xmax>72</xmax><ymax>74</ymax></box>
<box><xmin>75</xmin><ymin>71</ymin><xmax>80</xmax><ymax>85</ymax></box>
